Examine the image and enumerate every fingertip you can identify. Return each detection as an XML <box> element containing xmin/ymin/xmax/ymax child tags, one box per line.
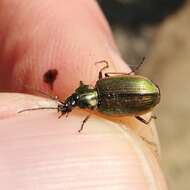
<box><xmin>0</xmin><ymin>93</ymin><xmax>57</xmax><ymax>119</ymax></box>
<box><xmin>0</xmin><ymin>0</ymin><xmax>129</xmax><ymax>99</ymax></box>
<box><xmin>0</xmin><ymin>106</ymin><xmax>167</xmax><ymax>189</ymax></box>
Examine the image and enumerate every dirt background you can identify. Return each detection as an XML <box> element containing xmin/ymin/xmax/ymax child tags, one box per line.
<box><xmin>99</xmin><ymin>1</ymin><xmax>190</xmax><ymax>190</ymax></box>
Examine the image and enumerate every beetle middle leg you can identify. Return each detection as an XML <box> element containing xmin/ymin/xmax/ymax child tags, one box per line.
<box><xmin>105</xmin><ymin>72</ymin><xmax>133</xmax><ymax>77</ymax></box>
<box><xmin>104</xmin><ymin>57</ymin><xmax>145</xmax><ymax>77</ymax></box>
<box><xmin>95</xmin><ymin>60</ymin><xmax>109</xmax><ymax>79</ymax></box>
<box><xmin>78</xmin><ymin>114</ymin><xmax>91</xmax><ymax>133</ymax></box>
<box><xmin>135</xmin><ymin>115</ymin><xmax>157</xmax><ymax>125</ymax></box>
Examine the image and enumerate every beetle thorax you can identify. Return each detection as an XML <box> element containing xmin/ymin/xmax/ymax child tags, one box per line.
<box><xmin>77</xmin><ymin>90</ymin><xmax>98</xmax><ymax>109</ymax></box>
<box><xmin>75</xmin><ymin>83</ymin><xmax>98</xmax><ymax>109</ymax></box>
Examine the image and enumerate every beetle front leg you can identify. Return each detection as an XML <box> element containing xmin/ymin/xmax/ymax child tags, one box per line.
<box><xmin>78</xmin><ymin>114</ymin><xmax>91</xmax><ymax>133</ymax></box>
<box><xmin>58</xmin><ymin>112</ymin><xmax>65</xmax><ymax>119</ymax></box>
<box><xmin>135</xmin><ymin>115</ymin><xmax>157</xmax><ymax>125</ymax></box>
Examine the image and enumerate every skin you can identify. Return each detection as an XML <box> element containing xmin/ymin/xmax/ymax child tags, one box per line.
<box><xmin>0</xmin><ymin>1</ymin><xmax>168</xmax><ymax>189</ymax></box>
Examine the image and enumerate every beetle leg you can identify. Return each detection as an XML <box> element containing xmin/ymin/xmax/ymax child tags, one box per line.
<box><xmin>104</xmin><ymin>72</ymin><xmax>133</xmax><ymax>77</ymax></box>
<box><xmin>78</xmin><ymin>114</ymin><xmax>91</xmax><ymax>133</ymax></box>
<box><xmin>140</xmin><ymin>136</ymin><xmax>156</xmax><ymax>146</ymax></box>
<box><xmin>80</xmin><ymin>81</ymin><xmax>85</xmax><ymax>86</ymax></box>
<box><xmin>130</xmin><ymin>56</ymin><xmax>145</xmax><ymax>74</ymax></box>
<box><xmin>95</xmin><ymin>60</ymin><xmax>109</xmax><ymax>79</ymax></box>
<box><xmin>58</xmin><ymin>112</ymin><xmax>65</xmax><ymax>119</ymax></box>
<box><xmin>105</xmin><ymin>57</ymin><xmax>145</xmax><ymax>76</ymax></box>
<box><xmin>135</xmin><ymin>115</ymin><xmax>157</xmax><ymax>125</ymax></box>
<box><xmin>104</xmin><ymin>57</ymin><xmax>145</xmax><ymax>77</ymax></box>
<box><xmin>65</xmin><ymin>112</ymin><xmax>69</xmax><ymax>118</ymax></box>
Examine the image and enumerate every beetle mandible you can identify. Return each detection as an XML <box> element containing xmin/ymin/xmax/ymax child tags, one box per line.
<box><xmin>19</xmin><ymin>59</ymin><xmax>160</xmax><ymax>132</ymax></box>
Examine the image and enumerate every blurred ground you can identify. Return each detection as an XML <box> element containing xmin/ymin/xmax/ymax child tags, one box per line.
<box><xmin>142</xmin><ymin>4</ymin><xmax>190</xmax><ymax>190</ymax></box>
<box><xmin>99</xmin><ymin>1</ymin><xmax>190</xmax><ymax>190</ymax></box>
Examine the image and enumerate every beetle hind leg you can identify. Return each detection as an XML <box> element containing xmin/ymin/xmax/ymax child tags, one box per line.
<box><xmin>131</xmin><ymin>56</ymin><xmax>145</xmax><ymax>74</ymax></box>
<box><xmin>135</xmin><ymin>115</ymin><xmax>157</xmax><ymax>125</ymax></box>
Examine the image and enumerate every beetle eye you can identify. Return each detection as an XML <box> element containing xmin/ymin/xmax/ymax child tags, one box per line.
<box><xmin>75</xmin><ymin>94</ymin><xmax>80</xmax><ymax>100</ymax></box>
<box><xmin>71</xmin><ymin>100</ymin><xmax>75</xmax><ymax>106</ymax></box>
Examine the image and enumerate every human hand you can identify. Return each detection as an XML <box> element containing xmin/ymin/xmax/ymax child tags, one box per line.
<box><xmin>0</xmin><ymin>1</ymin><xmax>167</xmax><ymax>189</ymax></box>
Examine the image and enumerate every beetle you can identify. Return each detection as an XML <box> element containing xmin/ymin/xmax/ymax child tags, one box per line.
<box><xmin>19</xmin><ymin>59</ymin><xmax>160</xmax><ymax>132</ymax></box>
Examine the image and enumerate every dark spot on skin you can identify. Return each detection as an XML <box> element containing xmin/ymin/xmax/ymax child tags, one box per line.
<box><xmin>43</xmin><ymin>69</ymin><xmax>58</xmax><ymax>90</ymax></box>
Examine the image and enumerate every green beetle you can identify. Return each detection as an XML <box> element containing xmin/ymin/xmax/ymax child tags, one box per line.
<box><xmin>19</xmin><ymin>60</ymin><xmax>160</xmax><ymax>132</ymax></box>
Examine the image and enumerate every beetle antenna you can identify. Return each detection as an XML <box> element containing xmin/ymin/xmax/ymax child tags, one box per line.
<box><xmin>17</xmin><ymin>107</ymin><xmax>57</xmax><ymax>113</ymax></box>
<box><xmin>18</xmin><ymin>107</ymin><xmax>58</xmax><ymax>113</ymax></box>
